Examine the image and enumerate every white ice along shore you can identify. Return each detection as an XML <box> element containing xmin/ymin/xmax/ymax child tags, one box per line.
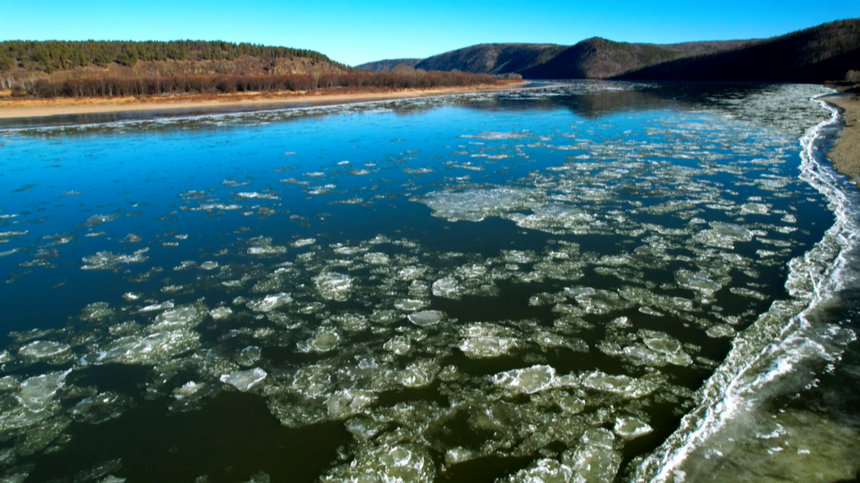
<box><xmin>636</xmin><ymin>91</ymin><xmax>860</xmax><ymax>482</ymax></box>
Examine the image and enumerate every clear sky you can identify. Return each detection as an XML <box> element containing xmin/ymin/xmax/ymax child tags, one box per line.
<box><xmin>1</xmin><ymin>0</ymin><xmax>858</xmax><ymax>66</ymax></box>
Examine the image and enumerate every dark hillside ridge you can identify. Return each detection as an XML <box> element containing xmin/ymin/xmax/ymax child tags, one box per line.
<box><xmin>355</xmin><ymin>58</ymin><xmax>422</xmax><ymax>72</ymax></box>
<box><xmin>360</xmin><ymin>19</ymin><xmax>859</xmax><ymax>82</ymax></box>
<box><xmin>522</xmin><ymin>37</ymin><xmax>687</xmax><ymax>79</ymax></box>
<box><xmin>361</xmin><ymin>39</ymin><xmax>748</xmax><ymax>79</ymax></box>
<box><xmin>615</xmin><ymin>19</ymin><xmax>860</xmax><ymax>82</ymax></box>
<box><xmin>413</xmin><ymin>43</ymin><xmax>567</xmax><ymax>75</ymax></box>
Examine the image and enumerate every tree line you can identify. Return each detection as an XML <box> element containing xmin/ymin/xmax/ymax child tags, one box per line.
<box><xmin>0</xmin><ymin>40</ymin><xmax>338</xmax><ymax>73</ymax></box>
<box><xmin>28</xmin><ymin>71</ymin><xmax>500</xmax><ymax>98</ymax></box>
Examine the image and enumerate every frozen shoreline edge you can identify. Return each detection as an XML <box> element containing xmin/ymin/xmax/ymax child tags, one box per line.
<box><xmin>635</xmin><ymin>92</ymin><xmax>860</xmax><ymax>481</ymax></box>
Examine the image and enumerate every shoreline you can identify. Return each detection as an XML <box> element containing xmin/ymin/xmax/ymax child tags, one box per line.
<box><xmin>0</xmin><ymin>82</ymin><xmax>526</xmax><ymax>120</ymax></box>
<box><xmin>824</xmin><ymin>94</ymin><xmax>860</xmax><ymax>186</ymax></box>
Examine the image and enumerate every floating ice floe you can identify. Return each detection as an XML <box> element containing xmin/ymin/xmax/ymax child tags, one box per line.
<box><xmin>296</xmin><ymin>326</ymin><xmax>342</xmax><ymax>354</ymax></box>
<box><xmin>407</xmin><ymin>310</ymin><xmax>444</xmax><ymax>327</ymax></box>
<box><xmin>614</xmin><ymin>416</ymin><xmax>653</xmax><ymax>439</ymax></box>
<box><xmin>16</xmin><ymin>370</ymin><xmax>71</xmax><ymax>413</ymax></box>
<box><xmin>323</xmin><ymin>444</ymin><xmax>435</xmax><ymax>483</ymax></box>
<box><xmin>17</xmin><ymin>341</ymin><xmax>72</xmax><ymax>364</ymax></box>
<box><xmin>431</xmin><ymin>277</ymin><xmax>462</xmax><ymax>299</ymax></box>
<box><xmin>326</xmin><ymin>389</ymin><xmax>376</xmax><ymax>419</ymax></box>
<box><xmin>581</xmin><ymin>371</ymin><xmax>659</xmax><ymax>398</ymax></box>
<box><xmin>81</xmin><ymin>248</ymin><xmax>149</xmax><ymax>270</ymax></box>
<box><xmin>247</xmin><ymin>292</ymin><xmax>292</xmax><ymax>312</ymax></box>
<box><xmin>209</xmin><ymin>306</ymin><xmax>233</xmax><ymax>320</ymax></box>
<box><xmin>458</xmin><ymin>323</ymin><xmax>520</xmax><ymax>359</ymax></box>
<box><xmin>492</xmin><ymin>365</ymin><xmax>557</xmax><ymax>395</ymax></box>
<box><xmin>422</xmin><ymin>187</ymin><xmax>536</xmax><ymax>222</ymax></box>
<box><xmin>314</xmin><ymin>272</ymin><xmax>353</xmax><ymax>301</ymax></box>
<box><xmin>220</xmin><ymin>367</ymin><xmax>267</xmax><ymax>392</ymax></box>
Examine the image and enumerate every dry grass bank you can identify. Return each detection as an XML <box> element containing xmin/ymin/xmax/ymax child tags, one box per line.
<box><xmin>826</xmin><ymin>95</ymin><xmax>860</xmax><ymax>186</ymax></box>
<box><xmin>0</xmin><ymin>82</ymin><xmax>524</xmax><ymax>119</ymax></box>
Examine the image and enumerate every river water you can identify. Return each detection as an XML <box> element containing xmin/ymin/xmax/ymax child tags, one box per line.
<box><xmin>0</xmin><ymin>81</ymin><xmax>858</xmax><ymax>482</ymax></box>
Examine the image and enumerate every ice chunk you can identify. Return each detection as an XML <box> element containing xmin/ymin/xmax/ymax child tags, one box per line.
<box><xmin>363</xmin><ymin>252</ymin><xmax>390</xmax><ymax>265</ymax></box>
<box><xmin>236</xmin><ymin>346</ymin><xmax>262</xmax><ymax>366</ymax></box>
<box><xmin>383</xmin><ymin>336</ymin><xmax>412</xmax><ymax>355</ymax></box>
<box><xmin>99</xmin><ymin>328</ymin><xmax>200</xmax><ymax>365</ymax></box>
<box><xmin>458</xmin><ymin>323</ymin><xmax>520</xmax><ymax>359</ymax></box>
<box><xmin>394</xmin><ymin>298</ymin><xmax>429</xmax><ymax>312</ymax></box>
<box><xmin>706</xmin><ymin>324</ymin><xmax>737</xmax><ymax>338</ymax></box>
<box><xmin>247</xmin><ymin>245</ymin><xmax>287</xmax><ymax>256</ymax></box>
<box><xmin>199</xmin><ymin>260</ymin><xmax>219</xmax><ymax>270</ymax></box>
<box><xmin>639</xmin><ymin>330</ymin><xmax>694</xmax><ymax>367</ymax></box>
<box><xmin>407</xmin><ymin>310</ymin><xmax>444</xmax><ymax>327</ymax></box>
<box><xmin>324</xmin><ymin>444</ymin><xmax>434</xmax><ymax>482</ymax></box>
<box><xmin>431</xmin><ymin>277</ymin><xmax>462</xmax><ymax>299</ymax></box>
<box><xmin>492</xmin><ymin>365</ymin><xmax>557</xmax><ymax>395</ymax></box>
<box><xmin>173</xmin><ymin>381</ymin><xmax>203</xmax><ymax>399</ymax></box>
<box><xmin>399</xmin><ymin>359</ymin><xmax>439</xmax><ymax>388</ymax></box>
<box><xmin>565</xmin><ymin>428</ymin><xmax>621</xmax><ymax>482</ymax></box>
<box><xmin>296</xmin><ymin>326</ymin><xmax>342</xmax><ymax>354</ymax></box>
<box><xmin>314</xmin><ymin>272</ymin><xmax>353</xmax><ymax>301</ymax></box>
<box><xmin>326</xmin><ymin>389</ymin><xmax>376</xmax><ymax>419</ymax></box>
<box><xmin>247</xmin><ymin>292</ymin><xmax>292</xmax><ymax>312</ymax></box>
<box><xmin>422</xmin><ymin>187</ymin><xmax>535</xmax><ymax>222</ymax></box>
<box><xmin>501</xmin><ymin>458</ymin><xmax>574</xmax><ymax>482</ymax></box>
<box><xmin>17</xmin><ymin>370</ymin><xmax>70</xmax><ymax>413</ymax></box>
<box><xmin>220</xmin><ymin>368</ymin><xmax>267</xmax><ymax>392</ymax></box>
<box><xmin>582</xmin><ymin>371</ymin><xmax>658</xmax><ymax>398</ymax></box>
<box><xmin>291</xmin><ymin>238</ymin><xmax>316</xmax><ymax>248</ymax></box>
<box><xmin>151</xmin><ymin>305</ymin><xmax>207</xmax><ymax>330</ymax></box>
<box><xmin>18</xmin><ymin>340</ymin><xmax>71</xmax><ymax>364</ymax></box>
<box><xmin>209</xmin><ymin>306</ymin><xmax>233</xmax><ymax>320</ymax></box>
<box><xmin>81</xmin><ymin>248</ymin><xmax>149</xmax><ymax>270</ymax></box>
<box><xmin>81</xmin><ymin>301</ymin><xmax>114</xmax><ymax>321</ymax></box>
<box><xmin>613</xmin><ymin>416</ymin><xmax>653</xmax><ymax>439</ymax></box>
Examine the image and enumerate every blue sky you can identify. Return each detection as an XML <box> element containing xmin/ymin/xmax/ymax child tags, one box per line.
<box><xmin>1</xmin><ymin>0</ymin><xmax>858</xmax><ymax>66</ymax></box>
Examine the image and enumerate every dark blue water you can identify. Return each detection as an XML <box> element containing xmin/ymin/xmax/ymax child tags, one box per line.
<box><xmin>1</xmin><ymin>82</ymin><xmax>858</xmax><ymax>481</ymax></box>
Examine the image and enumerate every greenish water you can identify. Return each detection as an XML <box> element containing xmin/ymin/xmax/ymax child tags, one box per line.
<box><xmin>0</xmin><ymin>81</ymin><xmax>858</xmax><ymax>482</ymax></box>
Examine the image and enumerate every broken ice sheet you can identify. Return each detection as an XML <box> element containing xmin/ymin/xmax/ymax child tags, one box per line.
<box><xmin>17</xmin><ymin>340</ymin><xmax>72</xmax><ymax>364</ymax></box>
<box><xmin>314</xmin><ymin>272</ymin><xmax>353</xmax><ymax>301</ymax></box>
<box><xmin>16</xmin><ymin>370</ymin><xmax>71</xmax><ymax>413</ymax></box>
<box><xmin>246</xmin><ymin>292</ymin><xmax>292</xmax><ymax>312</ymax></box>
<box><xmin>407</xmin><ymin>310</ymin><xmax>444</xmax><ymax>327</ymax></box>
<box><xmin>492</xmin><ymin>365</ymin><xmax>557</xmax><ymax>395</ymax></box>
<box><xmin>458</xmin><ymin>322</ymin><xmax>520</xmax><ymax>359</ymax></box>
<box><xmin>81</xmin><ymin>248</ymin><xmax>149</xmax><ymax>270</ymax></box>
<box><xmin>422</xmin><ymin>187</ymin><xmax>537</xmax><ymax>222</ymax></box>
<box><xmin>220</xmin><ymin>368</ymin><xmax>267</xmax><ymax>392</ymax></box>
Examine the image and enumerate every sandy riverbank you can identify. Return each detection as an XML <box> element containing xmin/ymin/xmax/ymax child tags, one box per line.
<box><xmin>0</xmin><ymin>82</ymin><xmax>524</xmax><ymax>120</ymax></box>
<box><xmin>826</xmin><ymin>95</ymin><xmax>860</xmax><ymax>185</ymax></box>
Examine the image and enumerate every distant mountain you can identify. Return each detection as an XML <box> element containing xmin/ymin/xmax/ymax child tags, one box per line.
<box><xmin>360</xmin><ymin>39</ymin><xmax>746</xmax><ymax>79</ymax></box>
<box><xmin>520</xmin><ymin>37</ymin><xmax>747</xmax><ymax>79</ymax></box>
<box><xmin>412</xmin><ymin>43</ymin><xmax>567</xmax><ymax>75</ymax></box>
<box><xmin>614</xmin><ymin>19</ymin><xmax>860</xmax><ymax>82</ymax></box>
<box><xmin>355</xmin><ymin>58</ymin><xmax>422</xmax><ymax>72</ymax></box>
<box><xmin>358</xmin><ymin>19</ymin><xmax>858</xmax><ymax>82</ymax></box>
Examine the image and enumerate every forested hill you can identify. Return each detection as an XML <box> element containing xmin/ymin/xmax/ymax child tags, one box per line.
<box><xmin>0</xmin><ymin>40</ymin><xmax>349</xmax><ymax>91</ymax></box>
<box><xmin>0</xmin><ymin>40</ymin><xmax>506</xmax><ymax>97</ymax></box>
<box><xmin>0</xmin><ymin>40</ymin><xmax>338</xmax><ymax>72</ymax></box>
<box><xmin>614</xmin><ymin>18</ymin><xmax>860</xmax><ymax>82</ymax></box>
